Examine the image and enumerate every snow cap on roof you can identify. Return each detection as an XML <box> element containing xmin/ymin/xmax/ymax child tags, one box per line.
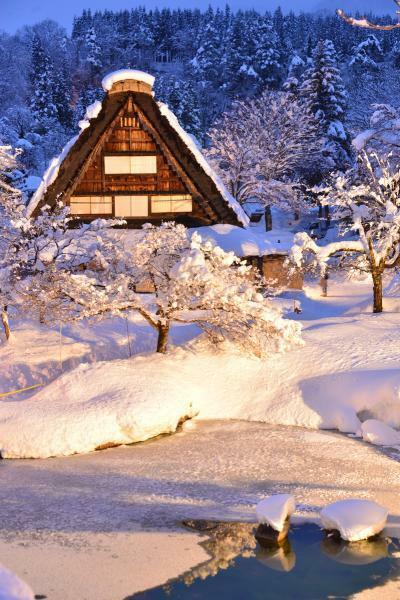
<box><xmin>101</xmin><ymin>69</ymin><xmax>155</xmax><ymax>92</ymax></box>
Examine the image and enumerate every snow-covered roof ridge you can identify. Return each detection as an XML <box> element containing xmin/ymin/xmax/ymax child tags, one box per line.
<box><xmin>158</xmin><ymin>102</ymin><xmax>249</xmax><ymax>227</ymax></box>
<box><xmin>102</xmin><ymin>69</ymin><xmax>155</xmax><ymax>92</ymax></box>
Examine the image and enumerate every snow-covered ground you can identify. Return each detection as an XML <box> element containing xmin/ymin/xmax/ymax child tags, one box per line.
<box><xmin>2</xmin><ymin>276</ymin><xmax>400</xmax><ymax>458</ymax></box>
<box><xmin>2</xmin><ymin>276</ymin><xmax>400</xmax><ymax>596</ymax></box>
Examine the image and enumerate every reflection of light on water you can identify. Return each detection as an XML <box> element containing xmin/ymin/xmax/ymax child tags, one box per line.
<box><xmin>321</xmin><ymin>535</ymin><xmax>389</xmax><ymax>566</ymax></box>
<box><xmin>256</xmin><ymin>538</ymin><xmax>296</xmax><ymax>572</ymax></box>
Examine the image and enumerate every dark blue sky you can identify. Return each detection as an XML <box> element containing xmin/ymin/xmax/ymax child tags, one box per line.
<box><xmin>1</xmin><ymin>0</ymin><xmax>391</xmax><ymax>33</ymax></box>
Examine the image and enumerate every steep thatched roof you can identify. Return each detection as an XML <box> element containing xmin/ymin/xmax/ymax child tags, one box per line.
<box><xmin>27</xmin><ymin>70</ymin><xmax>248</xmax><ymax>227</ymax></box>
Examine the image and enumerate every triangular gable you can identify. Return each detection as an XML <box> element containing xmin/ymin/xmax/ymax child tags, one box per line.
<box><xmin>27</xmin><ymin>71</ymin><xmax>248</xmax><ymax>228</ymax></box>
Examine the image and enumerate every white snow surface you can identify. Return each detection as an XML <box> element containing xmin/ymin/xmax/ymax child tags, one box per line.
<box><xmin>255</xmin><ymin>494</ymin><xmax>296</xmax><ymax>531</ymax></box>
<box><xmin>101</xmin><ymin>69</ymin><xmax>155</xmax><ymax>91</ymax></box>
<box><xmin>320</xmin><ymin>499</ymin><xmax>388</xmax><ymax>542</ymax></box>
<box><xmin>158</xmin><ymin>101</ymin><xmax>249</xmax><ymax>227</ymax></box>
<box><xmin>0</xmin><ymin>564</ymin><xmax>33</xmax><ymax>600</ymax></box>
<box><xmin>361</xmin><ymin>419</ymin><xmax>400</xmax><ymax>446</ymax></box>
<box><xmin>3</xmin><ymin>278</ymin><xmax>400</xmax><ymax>458</ymax></box>
<box><xmin>189</xmin><ymin>224</ymin><xmax>294</xmax><ymax>257</ymax></box>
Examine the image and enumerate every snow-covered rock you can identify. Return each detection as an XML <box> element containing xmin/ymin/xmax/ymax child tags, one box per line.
<box><xmin>255</xmin><ymin>494</ymin><xmax>296</xmax><ymax>532</ymax></box>
<box><xmin>101</xmin><ymin>69</ymin><xmax>155</xmax><ymax>92</ymax></box>
<box><xmin>320</xmin><ymin>499</ymin><xmax>388</xmax><ymax>542</ymax></box>
<box><xmin>0</xmin><ymin>564</ymin><xmax>33</xmax><ymax>600</ymax></box>
<box><xmin>361</xmin><ymin>419</ymin><xmax>400</xmax><ymax>446</ymax></box>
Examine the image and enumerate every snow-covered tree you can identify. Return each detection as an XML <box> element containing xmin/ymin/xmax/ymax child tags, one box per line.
<box><xmin>300</xmin><ymin>39</ymin><xmax>351</xmax><ymax>172</ymax></box>
<box><xmin>254</xmin><ymin>15</ymin><xmax>282</xmax><ymax>87</ymax></box>
<box><xmin>100</xmin><ymin>222</ymin><xmax>302</xmax><ymax>355</ymax></box>
<box><xmin>29</xmin><ymin>34</ymin><xmax>58</xmax><ymax>130</ymax></box>
<box><xmin>0</xmin><ymin>196</ymin><xmax>117</xmax><ymax>338</ymax></box>
<box><xmin>349</xmin><ymin>35</ymin><xmax>383</xmax><ymax>71</ymax></box>
<box><xmin>352</xmin><ymin>103</ymin><xmax>400</xmax><ymax>161</ymax></box>
<box><xmin>155</xmin><ymin>76</ymin><xmax>202</xmax><ymax>139</ymax></box>
<box><xmin>0</xmin><ymin>145</ymin><xmax>22</xmax><ymax>339</ymax></box>
<box><xmin>290</xmin><ymin>151</ymin><xmax>400</xmax><ymax>313</ymax></box>
<box><xmin>207</xmin><ymin>90</ymin><xmax>322</xmax><ymax>211</ymax></box>
<box><xmin>191</xmin><ymin>18</ymin><xmax>221</xmax><ymax>85</ymax></box>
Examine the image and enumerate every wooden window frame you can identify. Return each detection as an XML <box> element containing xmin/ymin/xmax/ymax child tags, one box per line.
<box><xmin>104</xmin><ymin>154</ymin><xmax>157</xmax><ymax>175</ymax></box>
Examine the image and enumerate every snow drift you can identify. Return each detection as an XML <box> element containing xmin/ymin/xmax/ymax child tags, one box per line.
<box><xmin>0</xmin><ymin>564</ymin><xmax>33</xmax><ymax>600</ymax></box>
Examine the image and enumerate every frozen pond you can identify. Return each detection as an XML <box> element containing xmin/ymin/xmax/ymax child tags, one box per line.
<box><xmin>133</xmin><ymin>523</ymin><xmax>400</xmax><ymax>600</ymax></box>
<box><xmin>2</xmin><ymin>421</ymin><xmax>400</xmax><ymax>598</ymax></box>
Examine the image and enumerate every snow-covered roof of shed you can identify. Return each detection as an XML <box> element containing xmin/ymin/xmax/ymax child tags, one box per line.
<box><xmin>101</xmin><ymin>69</ymin><xmax>155</xmax><ymax>92</ymax></box>
<box><xmin>188</xmin><ymin>224</ymin><xmax>295</xmax><ymax>257</ymax></box>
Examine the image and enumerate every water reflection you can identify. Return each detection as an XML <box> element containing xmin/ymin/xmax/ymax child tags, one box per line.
<box><xmin>256</xmin><ymin>538</ymin><xmax>296</xmax><ymax>572</ymax></box>
<box><xmin>131</xmin><ymin>523</ymin><xmax>400</xmax><ymax>600</ymax></box>
<box><xmin>321</xmin><ymin>534</ymin><xmax>389</xmax><ymax>566</ymax></box>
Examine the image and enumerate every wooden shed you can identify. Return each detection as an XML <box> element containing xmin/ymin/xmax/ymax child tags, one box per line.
<box><xmin>27</xmin><ymin>70</ymin><xmax>248</xmax><ymax>229</ymax></box>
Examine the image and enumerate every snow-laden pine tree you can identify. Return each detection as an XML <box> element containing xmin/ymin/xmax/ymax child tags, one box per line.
<box><xmin>283</xmin><ymin>52</ymin><xmax>306</xmax><ymax>96</ymax></box>
<box><xmin>53</xmin><ymin>40</ymin><xmax>73</xmax><ymax>130</ymax></box>
<box><xmin>29</xmin><ymin>34</ymin><xmax>58</xmax><ymax>130</ymax></box>
<box><xmin>255</xmin><ymin>15</ymin><xmax>282</xmax><ymax>88</ymax></box>
<box><xmin>155</xmin><ymin>76</ymin><xmax>202</xmax><ymax>140</ymax></box>
<box><xmin>300</xmin><ymin>39</ymin><xmax>351</xmax><ymax>172</ymax></box>
<box><xmin>349</xmin><ymin>35</ymin><xmax>383</xmax><ymax>71</ymax></box>
<box><xmin>191</xmin><ymin>16</ymin><xmax>221</xmax><ymax>85</ymax></box>
<box><xmin>101</xmin><ymin>222</ymin><xmax>302</xmax><ymax>355</ymax></box>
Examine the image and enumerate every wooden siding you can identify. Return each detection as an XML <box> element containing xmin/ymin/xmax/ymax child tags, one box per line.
<box><xmin>74</xmin><ymin>98</ymin><xmax>188</xmax><ymax>200</ymax></box>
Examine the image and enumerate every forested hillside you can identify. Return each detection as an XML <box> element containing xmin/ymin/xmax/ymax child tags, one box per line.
<box><xmin>0</xmin><ymin>6</ymin><xmax>399</xmax><ymax>186</ymax></box>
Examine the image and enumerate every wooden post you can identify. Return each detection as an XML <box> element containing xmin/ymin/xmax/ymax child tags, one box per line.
<box><xmin>265</xmin><ymin>206</ymin><xmax>272</xmax><ymax>231</ymax></box>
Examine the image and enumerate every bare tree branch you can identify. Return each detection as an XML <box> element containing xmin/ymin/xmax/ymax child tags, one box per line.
<box><xmin>337</xmin><ymin>3</ymin><xmax>400</xmax><ymax>30</ymax></box>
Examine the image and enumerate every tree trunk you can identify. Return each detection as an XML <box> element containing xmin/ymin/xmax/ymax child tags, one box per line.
<box><xmin>320</xmin><ymin>273</ymin><xmax>329</xmax><ymax>297</ymax></box>
<box><xmin>1</xmin><ymin>306</ymin><xmax>10</xmax><ymax>340</ymax></box>
<box><xmin>372</xmin><ymin>270</ymin><xmax>383</xmax><ymax>313</ymax></box>
<box><xmin>156</xmin><ymin>322</ymin><xmax>170</xmax><ymax>353</ymax></box>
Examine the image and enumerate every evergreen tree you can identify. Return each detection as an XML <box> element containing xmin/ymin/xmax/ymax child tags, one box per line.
<box><xmin>29</xmin><ymin>34</ymin><xmax>58</xmax><ymax>130</ymax></box>
<box><xmin>255</xmin><ymin>15</ymin><xmax>282</xmax><ymax>87</ymax></box>
<box><xmin>350</xmin><ymin>35</ymin><xmax>383</xmax><ymax>71</ymax></box>
<box><xmin>53</xmin><ymin>40</ymin><xmax>73</xmax><ymax>129</ymax></box>
<box><xmin>300</xmin><ymin>39</ymin><xmax>350</xmax><ymax>172</ymax></box>
<box><xmin>191</xmin><ymin>14</ymin><xmax>221</xmax><ymax>85</ymax></box>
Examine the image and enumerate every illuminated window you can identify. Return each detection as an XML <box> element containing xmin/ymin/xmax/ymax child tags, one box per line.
<box><xmin>151</xmin><ymin>195</ymin><xmax>192</xmax><ymax>213</ymax></box>
<box><xmin>115</xmin><ymin>195</ymin><xmax>148</xmax><ymax>217</ymax></box>
<box><xmin>70</xmin><ymin>196</ymin><xmax>112</xmax><ymax>215</ymax></box>
<box><xmin>104</xmin><ymin>155</ymin><xmax>157</xmax><ymax>174</ymax></box>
